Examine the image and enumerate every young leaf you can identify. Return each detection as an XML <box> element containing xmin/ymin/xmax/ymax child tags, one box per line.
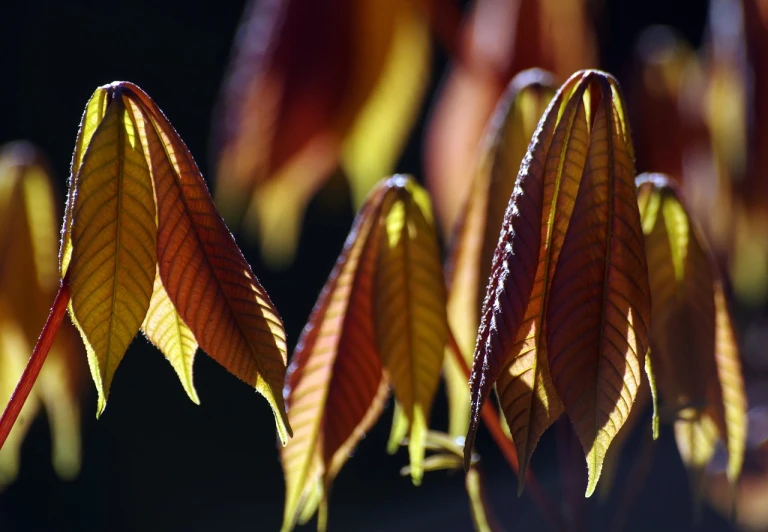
<box><xmin>67</xmin><ymin>94</ymin><xmax>157</xmax><ymax>416</ymax></box>
<box><xmin>637</xmin><ymin>174</ymin><xmax>747</xmax><ymax>486</ymax></box>
<box><xmin>446</xmin><ymin>69</ymin><xmax>556</xmax><ymax>438</ymax></box>
<box><xmin>546</xmin><ymin>76</ymin><xmax>651</xmax><ymax>496</ymax></box>
<box><xmin>374</xmin><ymin>179</ymin><xmax>448</xmax><ymax>485</ymax></box>
<box><xmin>281</xmin><ymin>182</ymin><xmax>392</xmax><ymax>531</ymax></box>
<box><xmin>61</xmin><ymin>88</ymin><xmax>110</xmax><ymax>276</ymax></box>
<box><xmin>465</xmin><ymin>71</ymin><xmax>598</xmax><ymax>486</ymax></box>
<box><xmin>141</xmin><ymin>268</ymin><xmax>199</xmax><ymax>404</ymax></box>
<box><xmin>54</xmin><ymin>82</ymin><xmax>291</xmax><ymax>442</ymax></box>
<box><xmin>127</xmin><ymin>86</ymin><xmax>291</xmax><ymax>441</ymax></box>
<box><xmin>712</xmin><ymin>281</ymin><xmax>747</xmax><ymax>483</ymax></box>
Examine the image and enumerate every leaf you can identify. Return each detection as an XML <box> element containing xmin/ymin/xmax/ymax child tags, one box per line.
<box><xmin>464</xmin><ymin>71</ymin><xmax>594</xmax><ymax>483</ymax></box>
<box><xmin>445</xmin><ymin>69</ymin><xmax>556</xmax><ymax>438</ymax></box>
<box><xmin>424</xmin><ymin>0</ymin><xmax>597</xmax><ymax>234</ymax></box>
<box><xmin>373</xmin><ymin>178</ymin><xmax>448</xmax><ymax>485</ymax></box>
<box><xmin>141</xmin><ymin>267</ymin><xmax>199</xmax><ymax>404</ymax></box>
<box><xmin>713</xmin><ymin>281</ymin><xmax>747</xmax><ymax>483</ymax></box>
<box><xmin>214</xmin><ymin>0</ymin><xmax>429</xmax><ymax>266</ymax></box>
<box><xmin>340</xmin><ymin>0</ymin><xmax>430</xmax><ymax>208</ymax></box>
<box><xmin>127</xmin><ymin>85</ymin><xmax>291</xmax><ymax>441</ymax></box>
<box><xmin>66</xmin><ymin>94</ymin><xmax>157</xmax><ymax>416</ymax></box>
<box><xmin>636</xmin><ymin>174</ymin><xmax>747</xmax><ymax>486</ymax></box>
<box><xmin>0</xmin><ymin>310</ymin><xmax>39</xmax><ymax>487</ymax></box>
<box><xmin>546</xmin><ymin>76</ymin><xmax>651</xmax><ymax>496</ymax></box>
<box><xmin>0</xmin><ymin>142</ymin><xmax>85</xmax><ymax>485</ymax></box>
<box><xmin>281</xmin><ymin>181</ymin><xmax>392</xmax><ymax>531</ymax></box>
<box><xmin>598</xmin><ymin>364</ymin><xmax>652</xmax><ymax>499</ymax></box>
<box><xmin>61</xmin><ymin>88</ymin><xmax>110</xmax><ymax>277</ymax></box>
<box><xmin>494</xmin><ymin>76</ymin><xmax>594</xmax><ymax>491</ymax></box>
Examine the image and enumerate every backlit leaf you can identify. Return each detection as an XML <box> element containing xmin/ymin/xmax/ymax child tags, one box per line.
<box><xmin>281</xmin><ymin>181</ymin><xmax>392</xmax><ymax>531</ymax></box>
<box><xmin>464</xmin><ymin>71</ymin><xmax>598</xmax><ymax>485</ymax></box>
<box><xmin>636</xmin><ymin>174</ymin><xmax>747</xmax><ymax>489</ymax></box>
<box><xmin>546</xmin><ymin>76</ymin><xmax>651</xmax><ymax>496</ymax></box>
<box><xmin>374</xmin><ymin>179</ymin><xmax>448</xmax><ymax>485</ymax></box>
<box><xmin>128</xmin><ymin>85</ymin><xmax>291</xmax><ymax>441</ymax></box>
<box><xmin>445</xmin><ymin>69</ymin><xmax>556</xmax><ymax>438</ymax></box>
<box><xmin>67</xmin><ymin>94</ymin><xmax>157</xmax><ymax>416</ymax></box>
<box><xmin>713</xmin><ymin>281</ymin><xmax>747</xmax><ymax>483</ymax></box>
<box><xmin>61</xmin><ymin>88</ymin><xmax>110</xmax><ymax>277</ymax></box>
<box><xmin>0</xmin><ymin>311</ymin><xmax>39</xmax><ymax>486</ymax></box>
<box><xmin>141</xmin><ymin>268</ymin><xmax>199</xmax><ymax>405</ymax></box>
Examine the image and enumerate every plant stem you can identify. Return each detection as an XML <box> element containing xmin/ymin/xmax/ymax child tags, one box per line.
<box><xmin>0</xmin><ymin>274</ymin><xmax>71</xmax><ymax>450</ymax></box>
<box><xmin>446</xmin><ymin>330</ymin><xmax>566</xmax><ymax>532</ymax></box>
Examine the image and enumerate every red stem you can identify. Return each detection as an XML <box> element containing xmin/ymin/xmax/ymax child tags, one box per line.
<box><xmin>447</xmin><ymin>331</ymin><xmax>566</xmax><ymax>532</ymax></box>
<box><xmin>0</xmin><ymin>274</ymin><xmax>70</xmax><ymax>449</ymax></box>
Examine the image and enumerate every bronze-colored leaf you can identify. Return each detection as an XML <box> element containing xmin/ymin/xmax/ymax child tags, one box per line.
<box><xmin>445</xmin><ymin>69</ymin><xmax>556</xmax><ymax>438</ymax></box>
<box><xmin>546</xmin><ymin>76</ymin><xmax>651</xmax><ymax>496</ymax></box>
<box><xmin>424</xmin><ymin>0</ymin><xmax>597</xmax><ymax>234</ymax></box>
<box><xmin>127</xmin><ymin>85</ymin><xmax>291</xmax><ymax>441</ymax></box>
<box><xmin>281</xmin><ymin>181</ymin><xmax>392</xmax><ymax>531</ymax></box>
<box><xmin>214</xmin><ymin>0</ymin><xmax>430</xmax><ymax>266</ymax></box>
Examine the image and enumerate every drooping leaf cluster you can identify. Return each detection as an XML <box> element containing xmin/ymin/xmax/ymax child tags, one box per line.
<box><xmin>60</xmin><ymin>82</ymin><xmax>291</xmax><ymax>441</ymax></box>
<box><xmin>281</xmin><ymin>175</ymin><xmax>448</xmax><ymax>531</ymax></box>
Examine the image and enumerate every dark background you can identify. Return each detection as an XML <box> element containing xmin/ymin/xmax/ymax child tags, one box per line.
<box><xmin>0</xmin><ymin>0</ymin><xmax>735</xmax><ymax>531</ymax></box>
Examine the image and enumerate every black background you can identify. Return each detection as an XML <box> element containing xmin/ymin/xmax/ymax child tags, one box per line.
<box><xmin>0</xmin><ymin>0</ymin><xmax>737</xmax><ymax>531</ymax></box>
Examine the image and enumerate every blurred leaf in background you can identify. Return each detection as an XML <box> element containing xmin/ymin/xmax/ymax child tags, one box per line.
<box><xmin>213</xmin><ymin>0</ymin><xmax>431</xmax><ymax>267</ymax></box>
<box><xmin>424</xmin><ymin>0</ymin><xmax>597</xmax><ymax>235</ymax></box>
<box><xmin>0</xmin><ymin>142</ymin><xmax>86</xmax><ymax>488</ymax></box>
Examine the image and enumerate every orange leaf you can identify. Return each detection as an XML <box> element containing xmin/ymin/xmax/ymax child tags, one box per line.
<box><xmin>281</xmin><ymin>181</ymin><xmax>393</xmax><ymax>531</ymax></box>
<box><xmin>125</xmin><ymin>84</ymin><xmax>292</xmax><ymax>442</ymax></box>
<box><xmin>546</xmin><ymin>76</ymin><xmax>651</xmax><ymax>496</ymax></box>
<box><xmin>464</xmin><ymin>71</ymin><xmax>595</xmax><ymax>482</ymax></box>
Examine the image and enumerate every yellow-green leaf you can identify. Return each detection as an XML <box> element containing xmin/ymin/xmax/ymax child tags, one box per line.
<box><xmin>67</xmin><ymin>93</ymin><xmax>157</xmax><ymax>416</ymax></box>
<box><xmin>713</xmin><ymin>281</ymin><xmax>747</xmax><ymax>483</ymax></box>
<box><xmin>61</xmin><ymin>88</ymin><xmax>110</xmax><ymax>277</ymax></box>
<box><xmin>637</xmin><ymin>174</ymin><xmax>747</xmax><ymax>485</ymax></box>
<box><xmin>141</xmin><ymin>267</ymin><xmax>199</xmax><ymax>404</ymax></box>
<box><xmin>374</xmin><ymin>178</ymin><xmax>448</xmax><ymax>485</ymax></box>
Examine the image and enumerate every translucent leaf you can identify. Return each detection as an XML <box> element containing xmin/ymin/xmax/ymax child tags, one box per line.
<box><xmin>637</xmin><ymin>174</ymin><xmax>747</xmax><ymax>486</ymax></box>
<box><xmin>128</xmin><ymin>85</ymin><xmax>291</xmax><ymax>442</ymax></box>
<box><xmin>67</xmin><ymin>94</ymin><xmax>157</xmax><ymax>416</ymax></box>
<box><xmin>281</xmin><ymin>181</ymin><xmax>393</xmax><ymax>531</ymax></box>
<box><xmin>445</xmin><ymin>70</ymin><xmax>555</xmax><ymax>438</ymax></box>
<box><xmin>546</xmin><ymin>76</ymin><xmax>651</xmax><ymax>497</ymax></box>
<box><xmin>141</xmin><ymin>267</ymin><xmax>199</xmax><ymax>405</ymax></box>
<box><xmin>374</xmin><ymin>179</ymin><xmax>447</xmax><ymax>485</ymax></box>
